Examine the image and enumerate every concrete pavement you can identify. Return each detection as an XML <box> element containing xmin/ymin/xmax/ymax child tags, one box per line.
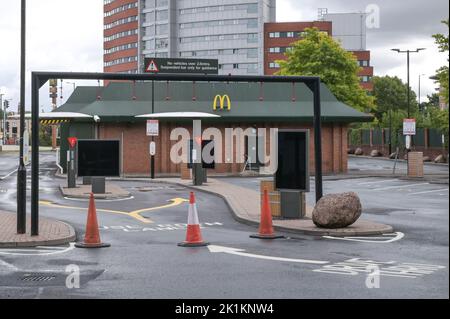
<box><xmin>59</xmin><ymin>184</ymin><xmax>131</xmax><ymax>199</ymax></box>
<box><xmin>155</xmin><ymin>177</ymin><xmax>394</xmax><ymax>236</ymax></box>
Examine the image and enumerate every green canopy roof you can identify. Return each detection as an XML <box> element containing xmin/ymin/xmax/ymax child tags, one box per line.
<box><xmin>56</xmin><ymin>81</ymin><xmax>373</xmax><ymax>123</ymax></box>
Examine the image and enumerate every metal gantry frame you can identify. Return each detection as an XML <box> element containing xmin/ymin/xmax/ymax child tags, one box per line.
<box><xmin>29</xmin><ymin>72</ymin><xmax>323</xmax><ymax>235</ymax></box>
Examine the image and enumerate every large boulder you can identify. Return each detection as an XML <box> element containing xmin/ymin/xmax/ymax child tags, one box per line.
<box><xmin>434</xmin><ymin>154</ymin><xmax>447</xmax><ymax>163</ymax></box>
<box><xmin>354</xmin><ymin>148</ymin><xmax>364</xmax><ymax>156</ymax></box>
<box><xmin>313</xmin><ymin>192</ymin><xmax>362</xmax><ymax>229</ymax></box>
<box><xmin>422</xmin><ymin>156</ymin><xmax>432</xmax><ymax>162</ymax></box>
<box><xmin>370</xmin><ymin>150</ymin><xmax>382</xmax><ymax>157</ymax></box>
<box><xmin>347</xmin><ymin>148</ymin><xmax>355</xmax><ymax>154</ymax></box>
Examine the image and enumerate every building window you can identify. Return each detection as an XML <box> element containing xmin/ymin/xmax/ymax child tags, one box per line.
<box><xmin>359</xmin><ymin>60</ymin><xmax>369</xmax><ymax>67</ymax></box>
<box><xmin>145</xmin><ymin>0</ymin><xmax>155</xmax><ymax>9</ymax></box>
<box><xmin>156</xmin><ymin>0</ymin><xmax>168</xmax><ymax>7</ymax></box>
<box><xmin>269</xmin><ymin>32</ymin><xmax>279</xmax><ymax>38</ymax></box>
<box><xmin>104</xmin><ymin>56</ymin><xmax>138</xmax><ymax>67</ymax></box>
<box><xmin>104</xmin><ymin>42</ymin><xmax>138</xmax><ymax>55</ymax></box>
<box><xmin>156</xmin><ymin>23</ymin><xmax>168</xmax><ymax>35</ymax></box>
<box><xmin>180</xmin><ymin>18</ymin><xmax>257</xmax><ymax>30</ymax></box>
<box><xmin>104</xmin><ymin>2</ymin><xmax>138</xmax><ymax>18</ymax></box>
<box><xmin>156</xmin><ymin>9</ymin><xmax>168</xmax><ymax>21</ymax></box>
<box><xmin>269</xmin><ymin>47</ymin><xmax>280</xmax><ymax>53</ymax></box>
<box><xmin>269</xmin><ymin>62</ymin><xmax>280</xmax><ymax>68</ymax></box>
<box><xmin>104</xmin><ymin>16</ymin><xmax>138</xmax><ymax>30</ymax></box>
<box><xmin>155</xmin><ymin>38</ymin><xmax>168</xmax><ymax>49</ymax></box>
<box><xmin>359</xmin><ymin>76</ymin><xmax>372</xmax><ymax>83</ymax></box>
<box><xmin>104</xmin><ymin>29</ymin><xmax>138</xmax><ymax>43</ymax></box>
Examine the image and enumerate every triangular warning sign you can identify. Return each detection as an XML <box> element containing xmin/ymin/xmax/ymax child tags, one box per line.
<box><xmin>146</xmin><ymin>60</ymin><xmax>159</xmax><ymax>72</ymax></box>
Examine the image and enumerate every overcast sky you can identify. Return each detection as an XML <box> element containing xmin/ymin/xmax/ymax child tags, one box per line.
<box><xmin>0</xmin><ymin>0</ymin><xmax>448</xmax><ymax>112</ymax></box>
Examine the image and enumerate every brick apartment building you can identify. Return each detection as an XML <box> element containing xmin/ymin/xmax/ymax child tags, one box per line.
<box><xmin>264</xmin><ymin>20</ymin><xmax>374</xmax><ymax>91</ymax></box>
<box><xmin>104</xmin><ymin>0</ymin><xmax>139</xmax><ymax>74</ymax></box>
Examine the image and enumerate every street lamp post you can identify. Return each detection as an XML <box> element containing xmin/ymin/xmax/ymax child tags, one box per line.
<box><xmin>17</xmin><ymin>0</ymin><xmax>27</xmax><ymax>235</ymax></box>
<box><xmin>391</xmin><ymin>48</ymin><xmax>426</xmax><ymax>118</ymax></box>
<box><xmin>418</xmin><ymin>73</ymin><xmax>425</xmax><ymax>112</ymax></box>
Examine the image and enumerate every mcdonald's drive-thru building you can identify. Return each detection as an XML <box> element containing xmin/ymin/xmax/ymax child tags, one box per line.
<box><xmin>56</xmin><ymin>81</ymin><xmax>372</xmax><ymax>176</ymax></box>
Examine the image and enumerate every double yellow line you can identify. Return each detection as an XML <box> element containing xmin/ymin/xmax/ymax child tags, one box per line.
<box><xmin>39</xmin><ymin>198</ymin><xmax>189</xmax><ymax>224</ymax></box>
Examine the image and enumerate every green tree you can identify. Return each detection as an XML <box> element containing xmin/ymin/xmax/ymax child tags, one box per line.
<box><xmin>420</xmin><ymin>93</ymin><xmax>440</xmax><ymax>113</ymax></box>
<box><xmin>426</xmin><ymin>93</ymin><xmax>440</xmax><ymax>107</ymax></box>
<box><xmin>372</xmin><ymin>75</ymin><xmax>418</xmax><ymax>121</ymax></box>
<box><xmin>432</xmin><ymin>19</ymin><xmax>449</xmax><ymax>104</ymax></box>
<box><xmin>276</xmin><ymin>27</ymin><xmax>374</xmax><ymax>112</ymax></box>
<box><xmin>39</xmin><ymin>125</ymin><xmax>52</xmax><ymax>146</ymax></box>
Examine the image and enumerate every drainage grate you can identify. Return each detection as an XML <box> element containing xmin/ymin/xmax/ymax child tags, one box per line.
<box><xmin>21</xmin><ymin>274</ymin><xmax>56</xmax><ymax>282</ymax></box>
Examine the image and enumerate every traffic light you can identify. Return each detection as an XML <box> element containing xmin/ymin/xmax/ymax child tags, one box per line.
<box><xmin>6</xmin><ymin>121</ymin><xmax>10</xmax><ymax>132</ymax></box>
<box><xmin>3</xmin><ymin>100</ymin><xmax>9</xmax><ymax>109</ymax></box>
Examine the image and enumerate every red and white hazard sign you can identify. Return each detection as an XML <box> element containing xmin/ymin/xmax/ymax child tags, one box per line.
<box><xmin>146</xmin><ymin>60</ymin><xmax>159</xmax><ymax>72</ymax></box>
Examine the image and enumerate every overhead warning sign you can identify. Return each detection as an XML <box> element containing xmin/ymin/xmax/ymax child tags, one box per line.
<box><xmin>144</xmin><ymin>58</ymin><xmax>218</xmax><ymax>74</ymax></box>
<box><xmin>146</xmin><ymin>59</ymin><xmax>159</xmax><ymax>72</ymax></box>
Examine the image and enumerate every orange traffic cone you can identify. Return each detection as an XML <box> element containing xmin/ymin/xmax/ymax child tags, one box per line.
<box><xmin>75</xmin><ymin>193</ymin><xmax>110</xmax><ymax>248</ymax></box>
<box><xmin>178</xmin><ymin>192</ymin><xmax>209</xmax><ymax>247</ymax></box>
<box><xmin>250</xmin><ymin>189</ymin><xmax>284</xmax><ymax>239</ymax></box>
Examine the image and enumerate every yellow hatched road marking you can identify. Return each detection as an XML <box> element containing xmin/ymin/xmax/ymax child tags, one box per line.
<box><xmin>39</xmin><ymin>197</ymin><xmax>189</xmax><ymax>224</ymax></box>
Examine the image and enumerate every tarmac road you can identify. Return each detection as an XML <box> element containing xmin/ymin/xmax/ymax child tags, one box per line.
<box><xmin>0</xmin><ymin>152</ymin><xmax>448</xmax><ymax>299</ymax></box>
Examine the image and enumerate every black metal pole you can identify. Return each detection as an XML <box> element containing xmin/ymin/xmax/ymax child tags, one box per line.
<box><xmin>31</xmin><ymin>74</ymin><xmax>39</xmax><ymax>236</ymax></box>
<box><xmin>312</xmin><ymin>79</ymin><xmax>323</xmax><ymax>202</ymax></box>
<box><xmin>150</xmin><ymin>80</ymin><xmax>155</xmax><ymax>179</ymax></box>
<box><xmin>17</xmin><ymin>0</ymin><xmax>26</xmax><ymax>234</ymax></box>
<box><xmin>407</xmin><ymin>50</ymin><xmax>410</xmax><ymax>118</ymax></box>
<box><xmin>388</xmin><ymin>108</ymin><xmax>392</xmax><ymax>155</ymax></box>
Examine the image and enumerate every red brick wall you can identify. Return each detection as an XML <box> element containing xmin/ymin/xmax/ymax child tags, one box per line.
<box><xmin>99</xmin><ymin>122</ymin><xmax>349</xmax><ymax>176</ymax></box>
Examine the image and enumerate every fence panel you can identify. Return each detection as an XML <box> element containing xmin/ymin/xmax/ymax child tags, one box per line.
<box><xmin>414</xmin><ymin>128</ymin><xmax>425</xmax><ymax>147</ymax></box>
<box><xmin>429</xmin><ymin>129</ymin><xmax>443</xmax><ymax>148</ymax></box>
<box><xmin>362</xmin><ymin>130</ymin><xmax>370</xmax><ymax>145</ymax></box>
<box><xmin>372</xmin><ymin>129</ymin><xmax>382</xmax><ymax>146</ymax></box>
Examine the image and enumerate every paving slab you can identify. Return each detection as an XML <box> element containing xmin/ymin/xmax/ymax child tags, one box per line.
<box><xmin>60</xmin><ymin>183</ymin><xmax>131</xmax><ymax>199</ymax></box>
<box><xmin>0</xmin><ymin>210</ymin><xmax>76</xmax><ymax>248</ymax></box>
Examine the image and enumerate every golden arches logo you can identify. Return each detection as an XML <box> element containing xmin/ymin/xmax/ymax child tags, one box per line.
<box><xmin>213</xmin><ymin>94</ymin><xmax>231</xmax><ymax>111</ymax></box>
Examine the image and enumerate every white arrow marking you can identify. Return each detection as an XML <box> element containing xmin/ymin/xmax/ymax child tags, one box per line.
<box><xmin>0</xmin><ymin>243</ymin><xmax>75</xmax><ymax>256</ymax></box>
<box><xmin>207</xmin><ymin>245</ymin><xmax>329</xmax><ymax>265</ymax></box>
<box><xmin>322</xmin><ymin>232</ymin><xmax>404</xmax><ymax>243</ymax></box>
<box><xmin>0</xmin><ymin>258</ymin><xmax>19</xmax><ymax>271</ymax></box>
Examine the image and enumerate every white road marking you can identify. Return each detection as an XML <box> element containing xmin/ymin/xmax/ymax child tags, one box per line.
<box><xmin>63</xmin><ymin>196</ymin><xmax>134</xmax><ymax>202</ymax></box>
<box><xmin>313</xmin><ymin>258</ymin><xmax>446</xmax><ymax>279</ymax></box>
<box><xmin>322</xmin><ymin>232</ymin><xmax>404</xmax><ymax>243</ymax></box>
<box><xmin>0</xmin><ymin>243</ymin><xmax>75</xmax><ymax>256</ymax></box>
<box><xmin>373</xmin><ymin>183</ymin><xmax>429</xmax><ymax>191</ymax></box>
<box><xmin>357</xmin><ymin>179</ymin><xmax>396</xmax><ymax>185</ymax></box>
<box><xmin>207</xmin><ymin>245</ymin><xmax>329</xmax><ymax>265</ymax></box>
<box><xmin>102</xmin><ymin>222</ymin><xmax>223</xmax><ymax>232</ymax></box>
<box><xmin>0</xmin><ymin>258</ymin><xmax>19</xmax><ymax>271</ymax></box>
<box><xmin>408</xmin><ymin>188</ymin><xmax>449</xmax><ymax>196</ymax></box>
<box><xmin>0</xmin><ymin>169</ymin><xmax>18</xmax><ymax>181</ymax></box>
